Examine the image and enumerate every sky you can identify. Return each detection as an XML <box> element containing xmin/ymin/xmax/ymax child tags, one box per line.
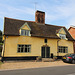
<box><xmin>0</xmin><ymin>0</ymin><xmax>75</xmax><ymax>31</ymax></box>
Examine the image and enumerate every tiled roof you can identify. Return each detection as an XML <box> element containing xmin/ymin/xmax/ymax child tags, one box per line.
<box><xmin>4</xmin><ymin>17</ymin><xmax>74</xmax><ymax>41</ymax></box>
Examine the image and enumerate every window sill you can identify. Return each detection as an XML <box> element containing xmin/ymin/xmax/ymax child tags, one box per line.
<box><xmin>59</xmin><ymin>52</ymin><xmax>66</xmax><ymax>54</ymax></box>
<box><xmin>17</xmin><ymin>52</ymin><xmax>31</xmax><ymax>53</ymax></box>
<box><xmin>60</xmin><ymin>38</ymin><xmax>68</xmax><ymax>40</ymax></box>
<box><xmin>20</xmin><ymin>35</ymin><xmax>31</xmax><ymax>36</ymax></box>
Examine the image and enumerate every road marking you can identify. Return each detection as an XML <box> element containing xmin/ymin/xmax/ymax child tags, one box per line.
<box><xmin>67</xmin><ymin>73</ymin><xmax>75</xmax><ymax>75</ymax></box>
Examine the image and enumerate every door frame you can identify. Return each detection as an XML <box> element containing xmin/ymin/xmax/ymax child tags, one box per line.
<box><xmin>41</xmin><ymin>46</ymin><xmax>50</xmax><ymax>58</ymax></box>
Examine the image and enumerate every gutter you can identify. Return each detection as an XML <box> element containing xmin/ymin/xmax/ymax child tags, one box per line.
<box><xmin>57</xmin><ymin>39</ymin><xmax>61</xmax><ymax>56</ymax></box>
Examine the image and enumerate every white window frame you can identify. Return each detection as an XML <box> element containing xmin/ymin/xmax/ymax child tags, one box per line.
<box><xmin>17</xmin><ymin>45</ymin><xmax>31</xmax><ymax>53</ymax></box>
<box><xmin>21</xmin><ymin>29</ymin><xmax>30</xmax><ymax>36</ymax></box>
<box><xmin>58</xmin><ymin>46</ymin><xmax>68</xmax><ymax>53</ymax></box>
<box><xmin>59</xmin><ymin>34</ymin><xmax>66</xmax><ymax>39</ymax></box>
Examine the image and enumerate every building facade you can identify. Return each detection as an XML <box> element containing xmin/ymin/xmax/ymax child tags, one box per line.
<box><xmin>68</xmin><ymin>26</ymin><xmax>75</xmax><ymax>53</ymax></box>
<box><xmin>2</xmin><ymin>10</ymin><xmax>74</xmax><ymax>61</ymax></box>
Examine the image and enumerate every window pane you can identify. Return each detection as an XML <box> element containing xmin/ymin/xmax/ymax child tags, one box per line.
<box><xmin>45</xmin><ymin>39</ymin><xmax>47</xmax><ymax>43</ymax></box>
<box><xmin>18</xmin><ymin>48</ymin><xmax>20</xmax><ymax>52</ymax></box>
<box><xmin>63</xmin><ymin>49</ymin><xmax>65</xmax><ymax>53</ymax></box>
<box><xmin>25</xmin><ymin>30</ymin><xmax>26</xmax><ymax>35</ymax></box>
<box><xmin>59</xmin><ymin>49</ymin><xmax>61</xmax><ymax>52</ymax></box>
<box><xmin>18</xmin><ymin>45</ymin><xmax>21</xmax><ymax>47</ymax></box>
<box><xmin>21</xmin><ymin>48</ymin><xmax>23</xmax><ymax>52</ymax></box>
<box><xmin>22</xmin><ymin>45</ymin><xmax>24</xmax><ymax>47</ymax></box>
<box><xmin>29</xmin><ymin>45</ymin><xmax>31</xmax><ymax>48</ymax></box>
<box><xmin>59</xmin><ymin>34</ymin><xmax>66</xmax><ymax>39</ymax></box>
<box><xmin>28</xmin><ymin>50</ymin><xmax>30</xmax><ymax>52</ymax></box>
<box><xmin>27</xmin><ymin>31</ymin><xmax>29</xmax><ymax>36</ymax></box>
<box><xmin>28</xmin><ymin>48</ymin><xmax>30</xmax><ymax>52</ymax></box>
<box><xmin>21</xmin><ymin>30</ymin><xmax>24</xmax><ymax>35</ymax></box>
<box><xmin>25</xmin><ymin>48</ymin><xmax>27</xmax><ymax>52</ymax></box>
<box><xmin>25</xmin><ymin>45</ymin><xmax>27</xmax><ymax>47</ymax></box>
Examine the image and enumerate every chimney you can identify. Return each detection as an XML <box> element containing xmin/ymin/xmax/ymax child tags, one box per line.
<box><xmin>35</xmin><ymin>10</ymin><xmax>45</xmax><ymax>24</ymax></box>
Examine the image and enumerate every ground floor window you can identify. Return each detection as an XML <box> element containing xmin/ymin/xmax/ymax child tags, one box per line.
<box><xmin>17</xmin><ymin>45</ymin><xmax>31</xmax><ymax>53</ymax></box>
<box><xmin>58</xmin><ymin>46</ymin><xmax>68</xmax><ymax>53</ymax></box>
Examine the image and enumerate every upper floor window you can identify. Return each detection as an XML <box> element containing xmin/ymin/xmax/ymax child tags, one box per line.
<box><xmin>59</xmin><ymin>34</ymin><xmax>66</xmax><ymax>39</ymax></box>
<box><xmin>21</xmin><ymin>29</ymin><xmax>30</xmax><ymax>36</ymax></box>
<box><xmin>44</xmin><ymin>39</ymin><xmax>47</xmax><ymax>43</ymax></box>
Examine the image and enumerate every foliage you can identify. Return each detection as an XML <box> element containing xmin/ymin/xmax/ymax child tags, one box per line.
<box><xmin>53</xmin><ymin>56</ymin><xmax>57</xmax><ymax>61</ymax></box>
<box><xmin>0</xmin><ymin>43</ymin><xmax>3</xmax><ymax>45</ymax></box>
<box><xmin>0</xmin><ymin>61</ymin><xmax>3</xmax><ymax>65</ymax></box>
<box><xmin>0</xmin><ymin>30</ymin><xmax>3</xmax><ymax>43</ymax></box>
<box><xmin>0</xmin><ymin>30</ymin><xmax>3</xmax><ymax>57</ymax></box>
<box><xmin>36</xmin><ymin>56</ymin><xmax>42</xmax><ymax>61</ymax></box>
<box><xmin>0</xmin><ymin>30</ymin><xmax>2</xmax><ymax>36</ymax></box>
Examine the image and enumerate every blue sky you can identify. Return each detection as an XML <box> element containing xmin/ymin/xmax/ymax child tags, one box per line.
<box><xmin>0</xmin><ymin>0</ymin><xmax>75</xmax><ymax>31</ymax></box>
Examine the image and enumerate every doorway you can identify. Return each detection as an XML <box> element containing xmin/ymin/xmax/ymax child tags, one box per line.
<box><xmin>41</xmin><ymin>47</ymin><xmax>50</xmax><ymax>58</ymax></box>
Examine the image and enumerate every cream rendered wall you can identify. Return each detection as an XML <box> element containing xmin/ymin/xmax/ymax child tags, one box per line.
<box><xmin>56</xmin><ymin>28</ymin><xmax>74</xmax><ymax>55</ymax></box>
<box><xmin>3</xmin><ymin>36</ymin><xmax>58</xmax><ymax>57</ymax></box>
<box><xmin>3</xmin><ymin>36</ymin><xmax>74</xmax><ymax>57</ymax></box>
<box><xmin>58</xmin><ymin>39</ymin><xmax>74</xmax><ymax>56</ymax></box>
<box><xmin>22</xmin><ymin>25</ymin><xmax>30</xmax><ymax>30</ymax></box>
<box><xmin>59</xmin><ymin>29</ymin><xmax>66</xmax><ymax>34</ymax></box>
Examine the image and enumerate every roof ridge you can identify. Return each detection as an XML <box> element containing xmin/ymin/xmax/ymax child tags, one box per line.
<box><xmin>45</xmin><ymin>23</ymin><xmax>65</xmax><ymax>28</ymax></box>
<box><xmin>5</xmin><ymin>17</ymin><xmax>35</xmax><ymax>23</ymax></box>
<box><xmin>5</xmin><ymin>17</ymin><xmax>65</xmax><ymax>28</ymax></box>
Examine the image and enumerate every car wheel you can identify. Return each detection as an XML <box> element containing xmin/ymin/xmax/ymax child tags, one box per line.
<box><xmin>72</xmin><ymin>60</ymin><xmax>75</xmax><ymax>64</ymax></box>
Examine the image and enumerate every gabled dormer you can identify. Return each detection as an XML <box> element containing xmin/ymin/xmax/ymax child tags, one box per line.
<box><xmin>56</xmin><ymin>28</ymin><xmax>67</xmax><ymax>40</ymax></box>
<box><xmin>19</xmin><ymin>22</ymin><xmax>31</xmax><ymax>36</ymax></box>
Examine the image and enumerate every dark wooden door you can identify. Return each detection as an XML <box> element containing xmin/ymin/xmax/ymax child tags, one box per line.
<box><xmin>41</xmin><ymin>47</ymin><xmax>50</xmax><ymax>58</ymax></box>
<box><xmin>42</xmin><ymin>47</ymin><xmax>45</xmax><ymax>58</ymax></box>
<box><xmin>46</xmin><ymin>47</ymin><xmax>50</xmax><ymax>58</ymax></box>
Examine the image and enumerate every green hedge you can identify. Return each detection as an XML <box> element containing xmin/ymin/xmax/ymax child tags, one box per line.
<box><xmin>0</xmin><ymin>43</ymin><xmax>3</xmax><ymax>45</ymax></box>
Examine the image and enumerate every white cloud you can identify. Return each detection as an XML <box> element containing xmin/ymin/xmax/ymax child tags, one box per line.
<box><xmin>0</xmin><ymin>3</ymin><xmax>35</xmax><ymax>19</ymax></box>
<box><xmin>36</xmin><ymin>0</ymin><xmax>75</xmax><ymax>27</ymax></box>
<box><xmin>1</xmin><ymin>0</ymin><xmax>75</xmax><ymax>30</ymax></box>
<box><xmin>67</xmin><ymin>17</ymin><xmax>75</xmax><ymax>28</ymax></box>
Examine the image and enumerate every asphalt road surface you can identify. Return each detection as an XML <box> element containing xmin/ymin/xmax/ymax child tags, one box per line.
<box><xmin>0</xmin><ymin>65</ymin><xmax>75</xmax><ymax>75</ymax></box>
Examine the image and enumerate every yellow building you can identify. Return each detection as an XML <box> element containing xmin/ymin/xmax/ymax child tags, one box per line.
<box><xmin>2</xmin><ymin>10</ymin><xmax>74</xmax><ymax>61</ymax></box>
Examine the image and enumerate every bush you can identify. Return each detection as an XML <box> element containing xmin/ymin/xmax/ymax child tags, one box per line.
<box><xmin>36</xmin><ymin>56</ymin><xmax>42</xmax><ymax>61</ymax></box>
<box><xmin>53</xmin><ymin>56</ymin><xmax>57</xmax><ymax>61</ymax></box>
<box><xmin>0</xmin><ymin>30</ymin><xmax>2</xmax><ymax>36</ymax></box>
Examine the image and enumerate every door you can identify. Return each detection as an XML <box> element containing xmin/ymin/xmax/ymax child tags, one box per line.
<box><xmin>41</xmin><ymin>47</ymin><xmax>50</xmax><ymax>58</ymax></box>
<box><xmin>46</xmin><ymin>47</ymin><xmax>50</xmax><ymax>58</ymax></box>
<box><xmin>42</xmin><ymin>47</ymin><xmax>45</xmax><ymax>58</ymax></box>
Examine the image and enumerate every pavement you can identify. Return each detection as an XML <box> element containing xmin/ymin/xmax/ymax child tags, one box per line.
<box><xmin>0</xmin><ymin>65</ymin><xmax>75</xmax><ymax>75</ymax></box>
<box><xmin>0</xmin><ymin>60</ymin><xmax>75</xmax><ymax>71</ymax></box>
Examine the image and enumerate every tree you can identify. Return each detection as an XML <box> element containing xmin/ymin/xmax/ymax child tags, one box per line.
<box><xmin>0</xmin><ymin>30</ymin><xmax>2</xmax><ymax>36</ymax></box>
<box><xmin>0</xmin><ymin>30</ymin><xmax>2</xmax><ymax>43</ymax></box>
<box><xmin>0</xmin><ymin>30</ymin><xmax>2</xmax><ymax>56</ymax></box>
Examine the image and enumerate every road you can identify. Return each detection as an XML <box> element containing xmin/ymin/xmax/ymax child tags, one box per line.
<box><xmin>0</xmin><ymin>65</ymin><xmax>75</xmax><ymax>75</ymax></box>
